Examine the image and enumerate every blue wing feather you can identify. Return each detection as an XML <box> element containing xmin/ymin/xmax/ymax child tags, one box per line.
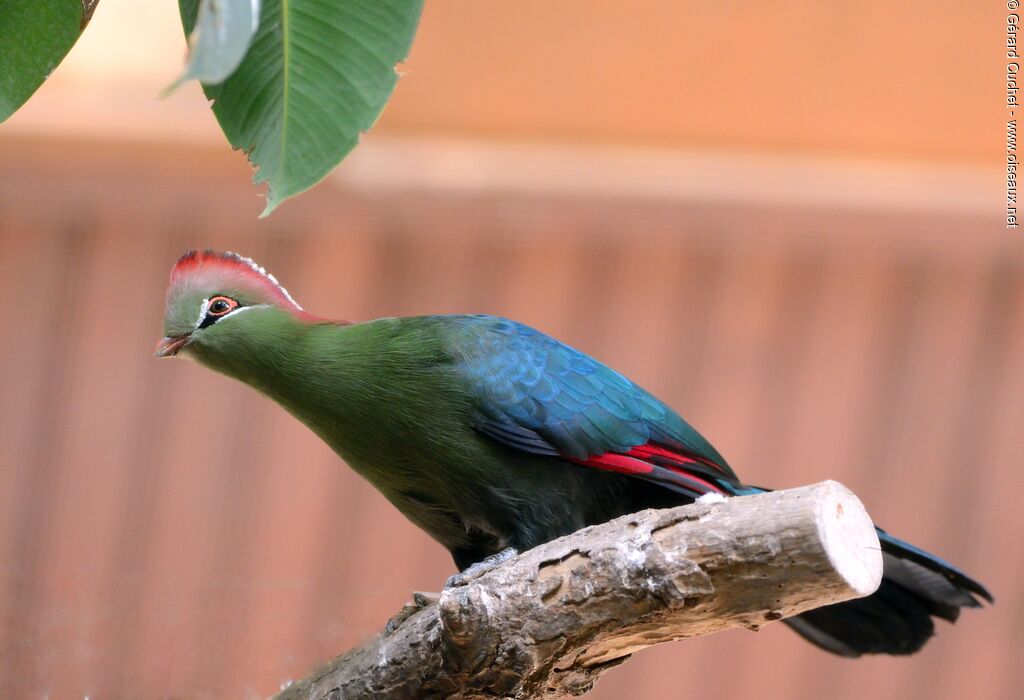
<box><xmin>445</xmin><ymin>315</ymin><xmax>737</xmax><ymax>483</ymax></box>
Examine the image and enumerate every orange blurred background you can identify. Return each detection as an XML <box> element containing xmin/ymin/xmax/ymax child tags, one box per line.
<box><xmin>0</xmin><ymin>2</ymin><xmax>1019</xmax><ymax>699</ymax></box>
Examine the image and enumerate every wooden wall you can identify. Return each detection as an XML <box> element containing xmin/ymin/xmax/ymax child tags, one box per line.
<box><xmin>0</xmin><ymin>138</ymin><xmax>1019</xmax><ymax>699</ymax></box>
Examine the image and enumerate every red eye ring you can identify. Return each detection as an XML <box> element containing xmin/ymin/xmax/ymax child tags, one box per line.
<box><xmin>207</xmin><ymin>295</ymin><xmax>239</xmax><ymax>316</ymax></box>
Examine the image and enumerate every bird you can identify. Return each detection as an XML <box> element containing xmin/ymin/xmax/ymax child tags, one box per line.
<box><xmin>157</xmin><ymin>249</ymin><xmax>992</xmax><ymax>657</ymax></box>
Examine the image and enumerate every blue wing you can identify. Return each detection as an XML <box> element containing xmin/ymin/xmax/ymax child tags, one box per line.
<box><xmin>445</xmin><ymin>315</ymin><xmax>739</xmax><ymax>492</ymax></box>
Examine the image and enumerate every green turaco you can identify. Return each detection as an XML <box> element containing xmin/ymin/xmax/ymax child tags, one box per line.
<box><xmin>157</xmin><ymin>249</ymin><xmax>991</xmax><ymax>657</ymax></box>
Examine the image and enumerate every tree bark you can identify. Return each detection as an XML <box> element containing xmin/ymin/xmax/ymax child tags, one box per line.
<box><xmin>277</xmin><ymin>480</ymin><xmax>882</xmax><ymax>700</ymax></box>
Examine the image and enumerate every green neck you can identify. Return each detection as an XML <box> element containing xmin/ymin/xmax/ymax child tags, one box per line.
<box><xmin>190</xmin><ymin>308</ymin><xmax>305</xmax><ymax>390</ymax></box>
<box><xmin>187</xmin><ymin>310</ymin><xmax>476</xmax><ymax>515</ymax></box>
<box><xmin>187</xmin><ymin>310</ymin><xmax>428</xmax><ymax>470</ymax></box>
<box><xmin>188</xmin><ymin>308</ymin><xmax>355</xmax><ymax>431</ymax></box>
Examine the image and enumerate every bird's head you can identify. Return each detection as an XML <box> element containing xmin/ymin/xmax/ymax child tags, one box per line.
<box><xmin>156</xmin><ymin>249</ymin><xmax>305</xmax><ymax>360</ymax></box>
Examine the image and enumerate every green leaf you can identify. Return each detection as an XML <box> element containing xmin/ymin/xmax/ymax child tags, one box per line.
<box><xmin>0</xmin><ymin>0</ymin><xmax>97</xmax><ymax>124</ymax></box>
<box><xmin>179</xmin><ymin>0</ymin><xmax>425</xmax><ymax>216</ymax></box>
<box><xmin>165</xmin><ymin>0</ymin><xmax>260</xmax><ymax>95</ymax></box>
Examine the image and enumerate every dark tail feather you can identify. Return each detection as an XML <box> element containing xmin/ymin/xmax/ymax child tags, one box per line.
<box><xmin>784</xmin><ymin>528</ymin><xmax>993</xmax><ymax>657</ymax></box>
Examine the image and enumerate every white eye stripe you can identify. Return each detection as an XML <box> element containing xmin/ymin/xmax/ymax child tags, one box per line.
<box><xmin>195</xmin><ymin>300</ymin><xmax>268</xmax><ymax>329</ymax></box>
<box><xmin>219</xmin><ymin>304</ymin><xmax>267</xmax><ymax>320</ymax></box>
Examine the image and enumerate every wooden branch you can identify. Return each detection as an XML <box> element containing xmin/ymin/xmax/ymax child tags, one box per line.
<box><xmin>277</xmin><ymin>481</ymin><xmax>882</xmax><ymax>700</ymax></box>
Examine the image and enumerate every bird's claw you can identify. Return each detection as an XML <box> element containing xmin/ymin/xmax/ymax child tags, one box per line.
<box><xmin>385</xmin><ymin>548</ymin><xmax>519</xmax><ymax>633</ymax></box>
<box><xmin>412</xmin><ymin>590</ymin><xmax>439</xmax><ymax>607</ymax></box>
<box><xmin>444</xmin><ymin>547</ymin><xmax>518</xmax><ymax>589</ymax></box>
<box><xmin>384</xmin><ymin>590</ymin><xmax>440</xmax><ymax>634</ymax></box>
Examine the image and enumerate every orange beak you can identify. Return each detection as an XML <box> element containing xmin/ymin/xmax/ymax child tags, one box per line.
<box><xmin>155</xmin><ymin>334</ymin><xmax>190</xmax><ymax>358</ymax></box>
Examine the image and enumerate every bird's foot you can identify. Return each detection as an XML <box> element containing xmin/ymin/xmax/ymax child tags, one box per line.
<box><xmin>384</xmin><ymin>591</ymin><xmax>440</xmax><ymax>635</ymax></box>
<box><xmin>444</xmin><ymin>547</ymin><xmax>519</xmax><ymax>589</ymax></box>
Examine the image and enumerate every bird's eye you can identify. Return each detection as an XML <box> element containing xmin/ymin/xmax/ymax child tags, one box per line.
<box><xmin>207</xmin><ymin>296</ymin><xmax>239</xmax><ymax>316</ymax></box>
